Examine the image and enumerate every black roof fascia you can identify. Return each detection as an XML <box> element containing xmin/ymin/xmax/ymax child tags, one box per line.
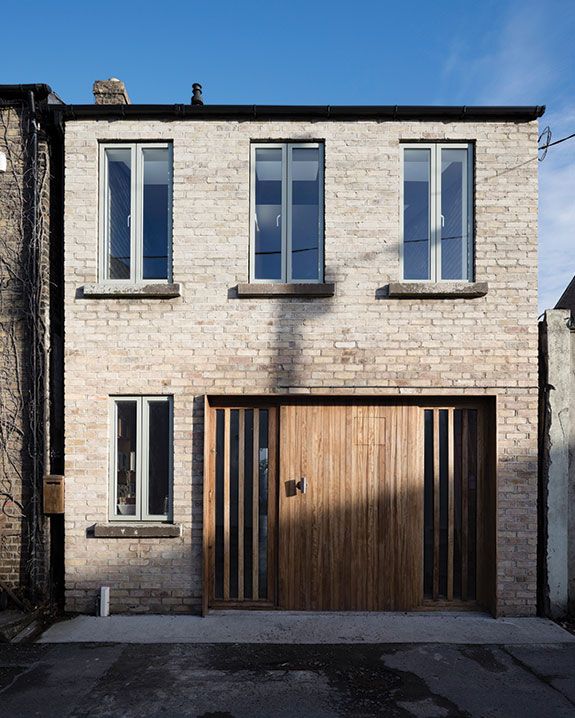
<box><xmin>0</xmin><ymin>84</ymin><xmax>54</xmax><ymax>101</ymax></box>
<box><xmin>57</xmin><ymin>104</ymin><xmax>545</xmax><ymax>122</ymax></box>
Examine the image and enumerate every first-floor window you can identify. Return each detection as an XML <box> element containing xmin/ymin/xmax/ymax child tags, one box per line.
<box><xmin>402</xmin><ymin>143</ymin><xmax>473</xmax><ymax>281</ymax></box>
<box><xmin>100</xmin><ymin>142</ymin><xmax>172</xmax><ymax>282</ymax></box>
<box><xmin>251</xmin><ymin>142</ymin><xmax>324</xmax><ymax>283</ymax></box>
<box><xmin>110</xmin><ymin>396</ymin><xmax>172</xmax><ymax>521</ymax></box>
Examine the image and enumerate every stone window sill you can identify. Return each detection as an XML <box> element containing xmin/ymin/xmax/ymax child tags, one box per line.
<box><xmin>235</xmin><ymin>283</ymin><xmax>335</xmax><ymax>298</ymax></box>
<box><xmin>80</xmin><ymin>283</ymin><xmax>181</xmax><ymax>299</ymax></box>
<box><xmin>90</xmin><ymin>523</ymin><xmax>181</xmax><ymax>538</ymax></box>
<box><xmin>386</xmin><ymin>281</ymin><xmax>488</xmax><ymax>299</ymax></box>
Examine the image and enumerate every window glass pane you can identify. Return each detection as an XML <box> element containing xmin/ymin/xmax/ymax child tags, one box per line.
<box><xmin>441</xmin><ymin>148</ymin><xmax>468</xmax><ymax>280</ymax></box>
<box><xmin>106</xmin><ymin>149</ymin><xmax>132</xmax><ymax>279</ymax></box>
<box><xmin>142</xmin><ymin>148</ymin><xmax>169</xmax><ymax>280</ymax></box>
<box><xmin>291</xmin><ymin>147</ymin><xmax>321</xmax><ymax>280</ymax></box>
<box><xmin>254</xmin><ymin>148</ymin><xmax>283</xmax><ymax>280</ymax></box>
<box><xmin>147</xmin><ymin>401</ymin><xmax>170</xmax><ymax>516</ymax></box>
<box><xmin>115</xmin><ymin>401</ymin><xmax>137</xmax><ymax>516</ymax></box>
<box><xmin>403</xmin><ymin>149</ymin><xmax>431</xmax><ymax>280</ymax></box>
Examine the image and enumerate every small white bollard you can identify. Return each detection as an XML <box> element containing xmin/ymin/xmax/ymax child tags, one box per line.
<box><xmin>99</xmin><ymin>586</ymin><xmax>110</xmax><ymax>617</ymax></box>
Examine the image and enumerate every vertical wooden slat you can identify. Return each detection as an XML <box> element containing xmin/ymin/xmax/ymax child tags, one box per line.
<box><xmin>408</xmin><ymin>406</ymin><xmax>424</xmax><ymax>610</ymax></box>
<box><xmin>352</xmin><ymin>408</ymin><xmax>367</xmax><ymax>609</ymax></box>
<box><xmin>366</xmin><ymin>406</ymin><xmax>378</xmax><ymax>610</ymax></box>
<box><xmin>202</xmin><ymin>397</ymin><xmax>214</xmax><ymax>615</ymax></box>
<box><xmin>237</xmin><ymin>409</ymin><xmax>245</xmax><ymax>601</ymax></box>
<box><xmin>433</xmin><ymin>409</ymin><xmax>440</xmax><ymax>600</ymax></box>
<box><xmin>223</xmin><ymin>409</ymin><xmax>230</xmax><ymax>601</ymax></box>
<box><xmin>342</xmin><ymin>405</ymin><xmax>353</xmax><ymax>610</ymax></box>
<box><xmin>252</xmin><ymin>408</ymin><xmax>260</xmax><ymax>600</ymax></box>
<box><xmin>415</xmin><ymin>406</ymin><xmax>425</xmax><ymax>606</ymax></box>
<box><xmin>476</xmin><ymin>406</ymin><xmax>485</xmax><ymax>605</ymax></box>
<box><xmin>461</xmin><ymin>409</ymin><xmax>469</xmax><ymax>601</ymax></box>
<box><xmin>267</xmin><ymin>407</ymin><xmax>277</xmax><ymax>605</ymax></box>
<box><xmin>447</xmin><ymin>408</ymin><xmax>455</xmax><ymax>601</ymax></box>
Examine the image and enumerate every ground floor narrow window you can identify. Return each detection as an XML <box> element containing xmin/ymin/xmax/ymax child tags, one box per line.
<box><xmin>110</xmin><ymin>396</ymin><xmax>172</xmax><ymax>521</ymax></box>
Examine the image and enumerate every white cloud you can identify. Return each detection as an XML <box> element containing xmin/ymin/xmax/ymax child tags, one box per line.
<box><xmin>440</xmin><ymin>1</ymin><xmax>552</xmax><ymax>104</ymax></box>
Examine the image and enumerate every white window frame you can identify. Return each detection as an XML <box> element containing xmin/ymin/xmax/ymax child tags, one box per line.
<box><xmin>109</xmin><ymin>396</ymin><xmax>173</xmax><ymax>522</ymax></box>
<box><xmin>250</xmin><ymin>142</ymin><xmax>325</xmax><ymax>283</ymax></box>
<box><xmin>400</xmin><ymin>143</ymin><xmax>474</xmax><ymax>282</ymax></box>
<box><xmin>99</xmin><ymin>142</ymin><xmax>173</xmax><ymax>283</ymax></box>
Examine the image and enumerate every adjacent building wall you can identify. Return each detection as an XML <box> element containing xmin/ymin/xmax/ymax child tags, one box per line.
<box><xmin>64</xmin><ymin>117</ymin><xmax>539</xmax><ymax>615</ymax></box>
<box><xmin>540</xmin><ymin>309</ymin><xmax>575</xmax><ymax>617</ymax></box>
<box><xmin>0</xmin><ymin>95</ymin><xmax>52</xmax><ymax>601</ymax></box>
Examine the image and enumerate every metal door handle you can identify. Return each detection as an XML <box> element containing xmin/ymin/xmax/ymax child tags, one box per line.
<box><xmin>295</xmin><ymin>477</ymin><xmax>307</xmax><ymax>494</ymax></box>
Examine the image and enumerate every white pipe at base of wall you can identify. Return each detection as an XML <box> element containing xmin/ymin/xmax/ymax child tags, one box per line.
<box><xmin>99</xmin><ymin>586</ymin><xmax>110</xmax><ymax>617</ymax></box>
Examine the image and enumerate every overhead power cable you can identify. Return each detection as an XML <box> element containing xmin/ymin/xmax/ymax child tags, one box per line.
<box><xmin>538</xmin><ymin>126</ymin><xmax>575</xmax><ymax>161</ymax></box>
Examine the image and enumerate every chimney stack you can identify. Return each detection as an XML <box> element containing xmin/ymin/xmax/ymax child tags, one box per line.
<box><xmin>191</xmin><ymin>83</ymin><xmax>204</xmax><ymax>106</ymax></box>
<box><xmin>93</xmin><ymin>78</ymin><xmax>131</xmax><ymax>105</ymax></box>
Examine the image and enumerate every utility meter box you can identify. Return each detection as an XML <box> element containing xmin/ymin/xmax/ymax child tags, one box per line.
<box><xmin>43</xmin><ymin>474</ymin><xmax>65</xmax><ymax>514</ymax></box>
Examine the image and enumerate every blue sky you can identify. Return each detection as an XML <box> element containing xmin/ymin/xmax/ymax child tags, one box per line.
<box><xmin>3</xmin><ymin>0</ymin><xmax>574</xmax><ymax>309</ymax></box>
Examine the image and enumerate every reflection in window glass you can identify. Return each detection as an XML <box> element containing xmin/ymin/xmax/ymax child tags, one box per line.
<box><xmin>403</xmin><ymin>149</ymin><xmax>431</xmax><ymax>280</ymax></box>
<box><xmin>106</xmin><ymin>149</ymin><xmax>132</xmax><ymax>279</ymax></box>
<box><xmin>254</xmin><ymin>148</ymin><xmax>283</xmax><ymax>280</ymax></box>
<box><xmin>147</xmin><ymin>401</ymin><xmax>170</xmax><ymax>516</ymax></box>
<box><xmin>291</xmin><ymin>148</ymin><xmax>320</xmax><ymax>280</ymax></box>
<box><xmin>143</xmin><ymin>149</ymin><xmax>169</xmax><ymax>280</ymax></box>
<box><xmin>441</xmin><ymin>149</ymin><xmax>467</xmax><ymax>280</ymax></box>
<box><xmin>115</xmin><ymin>401</ymin><xmax>137</xmax><ymax>516</ymax></box>
<box><xmin>403</xmin><ymin>145</ymin><xmax>472</xmax><ymax>282</ymax></box>
<box><xmin>112</xmin><ymin>397</ymin><xmax>172</xmax><ymax>521</ymax></box>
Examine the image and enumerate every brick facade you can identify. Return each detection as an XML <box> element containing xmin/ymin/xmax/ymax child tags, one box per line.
<box><xmin>63</xmin><ymin>117</ymin><xmax>539</xmax><ymax>615</ymax></box>
<box><xmin>0</xmin><ymin>96</ymin><xmax>52</xmax><ymax>601</ymax></box>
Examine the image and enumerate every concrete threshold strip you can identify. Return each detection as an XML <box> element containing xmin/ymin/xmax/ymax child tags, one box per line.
<box><xmin>39</xmin><ymin>611</ymin><xmax>575</xmax><ymax>644</ymax></box>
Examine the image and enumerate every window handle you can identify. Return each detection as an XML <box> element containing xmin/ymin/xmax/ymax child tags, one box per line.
<box><xmin>127</xmin><ymin>214</ymin><xmax>131</xmax><ymax>228</ymax></box>
<box><xmin>440</xmin><ymin>214</ymin><xmax>445</xmax><ymax>228</ymax></box>
<box><xmin>276</xmin><ymin>214</ymin><xmax>281</xmax><ymax>227</ymax></box>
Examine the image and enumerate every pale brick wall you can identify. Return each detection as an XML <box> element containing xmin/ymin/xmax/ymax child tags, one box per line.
<box><xmin>63</xmin><ymin>118</ymin><xmax>539</xmax><ymax>615</ymax></box>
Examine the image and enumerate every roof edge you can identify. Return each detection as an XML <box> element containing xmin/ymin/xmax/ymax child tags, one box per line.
<box><xmin>0</xmin><ymin>83</ymin><xmax>54</xmax><ymax>100</ymax></box>
<box><xmin>555</xmin><ymin>275</ymin><xmax>575</xmax><ymax>311</ymax></box>
<box><xmin>57</xmin><ymin>103</ymin><xmax>546</xmax><ymax>122</ymax></box>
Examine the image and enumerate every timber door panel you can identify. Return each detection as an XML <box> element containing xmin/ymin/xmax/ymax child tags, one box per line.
<box><xmin>278</xmin><ymin>403</ymin><xmax>423</xmax><ymax>611</ymax></box>
<box><xmin>422</xmin><ymin>406</ymin><xmax>488</xmax><ymax>608</ymax></box>
<box><xmin>205</xmin><ymin>406</ymin><xmax>277</xmax><ymax>609</ymax></box>
<box><xmin>205</xmin><ymin>397</ymin><xmax>492</xmax><ymax>613</ymax></box>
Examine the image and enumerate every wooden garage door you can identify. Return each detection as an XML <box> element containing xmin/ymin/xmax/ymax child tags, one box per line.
<box><xmin>204</xmin><ymin>398</ymin><xmax>492</xmax><ymax>613</ymax></box>
<box><xmin>278</xmin><ymin>404</ymin><xmax>424</xmax><ymax>611</ymax></box>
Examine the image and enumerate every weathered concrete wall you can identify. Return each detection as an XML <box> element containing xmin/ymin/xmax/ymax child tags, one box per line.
<box><xmin>540</xmin><ymin>309</ymin><xmax>575</xmax><ymax>617</ymax></box>
<box><xmin>63</xmin><ymin>117</ymin><xmax>540</xmax><ymax>616</ymax></box>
